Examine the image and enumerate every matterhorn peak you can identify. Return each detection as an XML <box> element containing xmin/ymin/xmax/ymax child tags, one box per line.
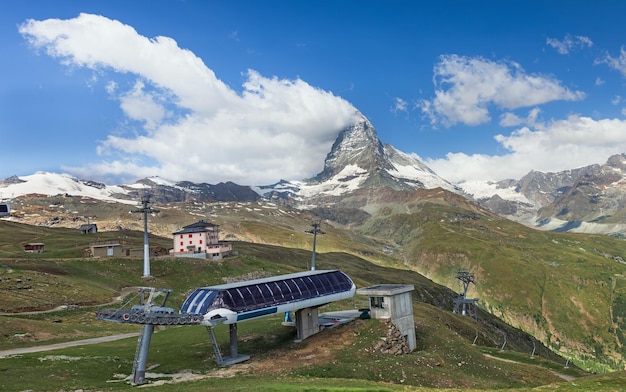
<box><xmin>312</xmin><ymin>112</ymin><xmax>393</xmax><ymax>183</ymax></box>
<box><xmin>306</xmin><ymin>112</ymin><xmax>457</xmax><ymax>193</ymax></box>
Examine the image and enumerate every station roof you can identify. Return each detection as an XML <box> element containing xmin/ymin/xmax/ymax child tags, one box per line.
<box><xmin>182</xmin><ymin>270</ymin><xmax>354</xmax><ymax>315</ymax></box>
<box><xmin>357</xmin><ymin>284</ymin><xmax>414</xmax><ymax>296</ymax></box>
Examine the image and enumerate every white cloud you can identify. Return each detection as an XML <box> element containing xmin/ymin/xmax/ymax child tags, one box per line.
<box><xmin>19</xmin><ymin>13</ymin><xmax>357</xmax><ymax>185</ymax></box>
<box><xmin>499</xmin><ymin>112</ymin><xmax>523</xmax><ymax>127</ymax></box>
<box><xmin>419</xmin><ymin>55</ymin><xmax>585</xmax><ymax>127</ymax></box>
<box><xmin>427</xmin><ymin>115</ymin><xmax>626</xmax><ymax>182</ymax></box>
<box><xmin>596</xmin><ymin>46</ymin><xmax>626</xmax><ymax>77</ymax></box>
<box><xmin>499</xmin><ymin>108</ymin><xmax>542</xmax><ymax>128</ymax></box>
<box><xmin>118</xmin><ymin>80</ymin><xmax>168</xmax><ymax>130</ymax></box>
<box><xmin>392</xmin><ymin>97</ymin><xmax>408</xmax><ymax>114</ymax></box>
<box><xmin>546</xmin><ymin>34</ymin><xmax>593</xmax><ymax>55</ymax></box>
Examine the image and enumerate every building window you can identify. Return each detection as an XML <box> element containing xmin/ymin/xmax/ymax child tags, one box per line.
<box><xmin>371</xmin><ymin>296</ymin><xmax>385</xmax><ymax>309</ymax></box>
<box><xmin>189</xmin><ymin>234</ymin><xmax>192</xmax><ymax>238</ymax></box>
<box><xmin>199</xmin><ymin>240</ymin><xmax>203</xmax><ymax>244</ymax></box>
<box><xmin>180</xmin><ymin>248</ymin><xmax>184</xmax><ymax>252</ymax></box>
<box><xmin>189</xmin><ymin>240</ymin><xmax>192</xmax><ymax>244</ymax></box>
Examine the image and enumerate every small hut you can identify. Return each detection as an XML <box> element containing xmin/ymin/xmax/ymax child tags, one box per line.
<box><xmin>24</xmin><ymin>243</ymin><xmax>45</xmax><ymax>253</ymax></box>
<box><xmin>79</xmin><ymin>223</ymin><xmax>98</xmax><ymax>234</ymax></box>
<box><xmin>357</xmin><ymin>284</ymin><xmax>417</xmax><ymax>351</ymax></box>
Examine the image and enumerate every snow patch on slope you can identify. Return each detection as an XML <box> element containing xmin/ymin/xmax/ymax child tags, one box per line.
<box><xmin>299</xmin><ymin>164</ymin><xmax>365</xmax><ymax>198</ymax></box>
<box><xmin>538</xmin><ymin>217</ymin><xmax>626</xmax><ymax>234</ymax></box>
<box><xmin>388</xmin><ymin>162</ymin><xmax>453</xmax><ymax>191</ymax></box>
<box><xmin>0</xmin><ymin>172</ymin><xmax>135</xmax><ymax>204</ymax></box>
<box><xmin>458</xmin><ymin>180</ymin><xmax>533</xmax><ymax>205</ymax></box>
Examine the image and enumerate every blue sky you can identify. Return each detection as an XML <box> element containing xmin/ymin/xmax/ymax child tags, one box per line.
<box><xmin>3</xmin><ymin>1</ymin><xmax>626</xmax><ymax>186</ymax></box>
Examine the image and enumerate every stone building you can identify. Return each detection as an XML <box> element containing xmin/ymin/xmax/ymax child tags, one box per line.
<box><xmin>357</xmin><ymin>284</ymin><xmax>416</xmax><ymax>352</ymax></box>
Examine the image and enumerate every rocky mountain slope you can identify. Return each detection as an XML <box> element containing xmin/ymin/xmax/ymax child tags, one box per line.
<box><xmin>256</xmin><ymin>113</ymin><xmax>460</xmax><ymax>208</ymax></box>
<box><xmin>3</xmin><ymin>112</ymin><xmax>625</xmax><ymax>236</ymax></box>
<box><xmin>462</xmin><ymin>154</ymin><xmax>626</xmax><ymax>235</ymax></box>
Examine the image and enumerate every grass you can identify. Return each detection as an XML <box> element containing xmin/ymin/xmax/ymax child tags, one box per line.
<box><xmin>0</xmin><ymin>230</ymin><xmax>601</xmax><ymax>391</ymax></box>
<box><xmin>354</xmin><ymin>198</ymin><xmax>626</xmax><ymax>371</ymax></box>
<box><xmin>1</xmin><ymin>318</ymin><xmax>623</xmax><ymax>391</ymax></box>
<box><xmin>2</xmin><ymin>206</ymin><xmax>626</xmax><ymax>390</ymax></box>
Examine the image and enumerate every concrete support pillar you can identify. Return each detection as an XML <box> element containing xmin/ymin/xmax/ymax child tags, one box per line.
<box><xmin>295</xmin><ymin>307</ymin><xmax>319</xmax><ymax>341</ymax></box>
<box><xmin>229</xmin><ymin>323</ymin><xmax>238</xmax><ymax>358</ymax></box>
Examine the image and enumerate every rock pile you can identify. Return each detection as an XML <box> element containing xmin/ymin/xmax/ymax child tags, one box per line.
<box><xmin>372</xmin><ymin>321</ymin><xmax>412</xmax><ymax>355</ymax></box>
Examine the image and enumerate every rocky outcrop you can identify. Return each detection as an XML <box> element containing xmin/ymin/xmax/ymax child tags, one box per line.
<box><xmin>371</xmin><ymin>321</ymin><xmax>413</xmax><ymax>355</ymax></box>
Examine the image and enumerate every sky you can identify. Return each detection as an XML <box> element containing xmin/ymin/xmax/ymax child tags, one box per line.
<box><xmin>3</xmin><ymin>1</ymin><xmax>626</xmax><ymax>186</ymax></box>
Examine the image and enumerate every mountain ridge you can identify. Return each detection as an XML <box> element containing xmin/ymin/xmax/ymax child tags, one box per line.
<box><xmin>463</xmin><ymin>153</ymin><xmax>626</xmax><ymax>235</ymax></box>
<box><xmin>1</xmin><ymin>114</ymin><xmax>626</xmax><ymax>236</ymax></box>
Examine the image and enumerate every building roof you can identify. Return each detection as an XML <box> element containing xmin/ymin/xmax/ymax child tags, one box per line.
<box><xmin>79</xmin><ymin>223</ymin><xmax>97</xmax><ymax>230</ymax></box>
<box><xmin>173</xmin><ymin>220</ymin><xmax>218</xmax><ymax>235</ymax></box>
<box><xmin>181</xmin><ymin>270</ymin><xmax>354</xmax><ymax>315</ymax></box>
<box><xmin>357</xmin><ymin>284</ymin><xmax>415</xmax><ymax>296</ymax></box>
<box><xmin>173</xmin><ymin>227</ymin><xmax>207</xmax><ymax>235</ymax></box>
<box><xmin>89</xmin><ymin>241</ymin><xmax>121</xmax><ymax>248</ymax></box>
<box><xmin>184</xmin><ymin>220</ymin><xmax>218</xmax><ymax>229</ymax></box>
<box><xmin>89</xmin><ymin>242</ymin><xmax>122</xmax><ymax>248</ymax></box>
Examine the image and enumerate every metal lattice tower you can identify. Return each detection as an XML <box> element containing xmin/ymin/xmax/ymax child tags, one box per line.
<box><xmin>452</xmin><ymin>269</ymin><xmax>478</xmax><ymax>317</ymax></box>
<box><xmin>305</xmin><ymin>221</ymin><xmax>324</xmax><ymax>271</ymax></box>
<box><xmin>131</xmin><ymin>194</ymin><xmax>160</xmax><ymax>278</ymax></box>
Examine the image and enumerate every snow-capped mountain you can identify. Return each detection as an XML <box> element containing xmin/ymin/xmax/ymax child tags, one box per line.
<box><xmin>126</xmin><ymin>178</ymin><xmax>261</xmax><ymax>204</ymax></box>
<box><xmin>0</xmin><ymin>173</ymin><xmax>261</xmax><ymax>205</ymax></box>
<box><xmin>3</xmin><ymin>112</ymin><xmax>625</xmax><ymax>236</ymax></box>
<box><xmin>0</xmin><ymin>173</ymin><xmax>135</xmax><ymax>204</ymax></box>
<box><xmin>2</xmin><ymin>113</ymin><xmax>455</xmax><ymax>208</ymax></box>
<box><xmin>257</xmin><ymin>112</ymin><xmax>459</xmax><ymax>203</ymax></box>
<box><xmin>310</xmin><ymin>113</ymin><xmax>457</xmax><ymax>191</ymax></box>
<box><xmin>460</xmin><ymin>154</ymin><xmax>626</xmax><ymax>234</ymax></box>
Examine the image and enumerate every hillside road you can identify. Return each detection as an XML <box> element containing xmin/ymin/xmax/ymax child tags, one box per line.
<box><xmin>0</xmin><ymin>333</ymin><xmax>139</xmax><ymax>358</ymax></box>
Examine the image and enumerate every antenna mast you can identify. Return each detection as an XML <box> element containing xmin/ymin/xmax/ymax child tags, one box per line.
<box><xmin>132</xmin><ymin>194</ymin><xmax>160</xmax><ymax>278</ymax></box>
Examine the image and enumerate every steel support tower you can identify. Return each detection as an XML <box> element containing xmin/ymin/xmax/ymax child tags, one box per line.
<box><xmin>452</xmin><ymin>269</ymin><xmax>478</xmax><ymax>317</ymax></box>
<box><xmin>305</xmin><ymin>221</ymin><xmax>324</xmax><ymax>271</ymax></box>
<box><xmin>131</xmin><ymin>194</ymin><xmax>159</xmax><ymax>278</ymax></box>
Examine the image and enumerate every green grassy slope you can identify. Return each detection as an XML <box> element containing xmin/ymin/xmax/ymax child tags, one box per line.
<box><xmin>356</xmin><ymin>195</ymin><xmax>626</xmax><ymax>372</ymax></box>
<box><xmin>1</xmin><ymin>222</ymin><xmax>612</xmax><ymax>391</ymax></box>
<box><xmin>4</xmin><ymin>188</ymin><xmax>626</xmax><ymax>377</ymax></box>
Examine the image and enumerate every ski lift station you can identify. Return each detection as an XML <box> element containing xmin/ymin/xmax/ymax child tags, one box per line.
<box><xmin>181</xmin><ymin>269</ymin><xmax>356</xmax><ymax>339</ymax></box>
<box><xmin>97</xmin><ymin>269</ymin><xmax>356</xmax><ymax>384</ymax></box>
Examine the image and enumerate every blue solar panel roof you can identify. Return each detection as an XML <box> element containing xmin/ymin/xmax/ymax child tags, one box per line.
<box><xmin>181</xmin><ymin>270</ymin><xmax>353</xmax><ymax>315</ymax></box>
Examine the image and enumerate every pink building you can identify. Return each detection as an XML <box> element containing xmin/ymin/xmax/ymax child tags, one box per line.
<box><xmin>172</xmin><ymin>220</ymin><xmax>232</xmax><ymax>260</ymax></box>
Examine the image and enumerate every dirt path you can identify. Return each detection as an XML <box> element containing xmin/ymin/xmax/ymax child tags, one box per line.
<box><xmin>0</xmin><ymin>287</ymin><xmax>158</xmax><ymax>359</ymax></box>
<box><xmin>0</xmin><ymin>333</ymin><xmax>139</xmax><ymax>358</ymax></box>
<box><xmin>483</xmin><ymin>353</ymin><xmax>575</xmax><ymax>382</ymax></box>
<box><xmin>0</xmin><ymin>286</ymin><xmax>142</xmax><ymax>316</ymax></box>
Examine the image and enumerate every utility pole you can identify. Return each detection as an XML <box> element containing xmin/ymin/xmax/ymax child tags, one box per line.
<box><xmin>305</xmin><ymin>221</ymin><xmax>324</xmax><ymax>271</ymax></box>
<box><xmin>132</xmin><ymin>194</ymin><xmax>159</xmax><ymax>278</ymax></box>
